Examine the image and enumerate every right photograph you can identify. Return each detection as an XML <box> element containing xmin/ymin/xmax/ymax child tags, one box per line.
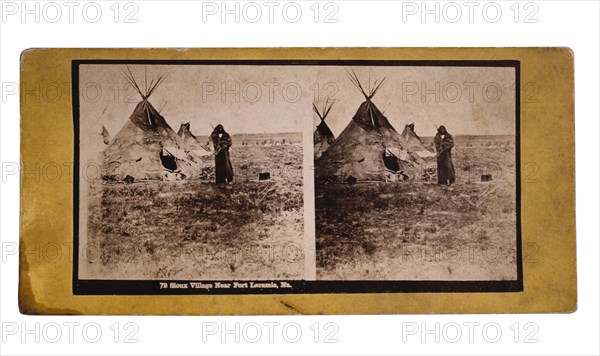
<box><xmin>314</xmin><ymin>65</ymin><xmax>518</xmax><ymax>281</ymax></box>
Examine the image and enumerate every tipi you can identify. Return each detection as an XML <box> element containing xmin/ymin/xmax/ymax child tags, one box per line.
<box><xmin>178</xmin><ymin>122</ymin><xmax>212</xmax><ymax>158</ymax></box>
<box><xmin>315</xmin><ymin>70</ymin><xmax>432</xmax><ymax>182</ymax></box>
<box><xmin>313</xmin><ymin>99</ymin><xmax>336</xmax><ymax>160</ymax></box>
<box><xmin>400</xmin><ymin>123</ymin><xmax>436</xmax><ymax>160</ymax></box>
<box><xmin>102</xmin><ymin>67</ymin><xmax>204</xmax><ymax>181</ymax></box>
<box><xmin>178</xmin><ymin>122</ymin><xmax>198</xmax><ymax>145</ymax></box>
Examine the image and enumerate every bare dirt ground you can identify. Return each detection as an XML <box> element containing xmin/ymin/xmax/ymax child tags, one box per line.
<box><xmin>84</xmin><ymin>144</ymin><xmax>304</xmax><ymax>280</ymax></box>
<box><xmin>316</xmin><ymin>143</ymin><xmax>518</xmax><ymax>281</ymax></box>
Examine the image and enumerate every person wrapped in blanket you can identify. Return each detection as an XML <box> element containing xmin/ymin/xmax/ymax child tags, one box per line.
<box><xmin>210</xmin><ymin>124</ymin><xmax>234</xmax><ymax>184</ymax></box>
<box><xmin>434</xmin><ymin>125</ymin><xmax>456</xmax><ymax>186</ymax></box>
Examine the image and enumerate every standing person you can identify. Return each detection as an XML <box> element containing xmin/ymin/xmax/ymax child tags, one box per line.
<box><xmin>434</xmin><ymin>125</ymin><xmax>456</xmax><ymax>186</ymax></box>
<box><xmin>210</xmin><ymin>124</ymin><xmax>234</xmax><ymax>184</ymax></box>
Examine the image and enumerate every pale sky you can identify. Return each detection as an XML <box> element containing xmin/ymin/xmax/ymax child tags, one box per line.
<box><xmin>79</xmin><ymin>64</ymin><xmax>515</xmax><ymax>153</ymax></box>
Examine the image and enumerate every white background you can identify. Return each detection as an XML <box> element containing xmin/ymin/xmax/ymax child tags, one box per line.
<box><xmin>1</xmin><ymin>1</ymin><xmax>598</xmax><ymax>355</ymax></box>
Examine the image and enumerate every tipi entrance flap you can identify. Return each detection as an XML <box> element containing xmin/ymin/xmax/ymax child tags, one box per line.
<box><xmin>163</xmin><ymin>146</ymin><xmax>187</xmax><ymax>160</ymax></box>
<box><xmin>415</xmin><ymin>150</ymin><xmax>436</xmax><ymax>158</ymax></box>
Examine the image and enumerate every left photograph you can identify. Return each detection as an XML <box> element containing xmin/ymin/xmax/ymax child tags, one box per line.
<box><xmin>75</xmin><ymin>64</ymin><xmax>309</xmax><ymax>281</ymax></box>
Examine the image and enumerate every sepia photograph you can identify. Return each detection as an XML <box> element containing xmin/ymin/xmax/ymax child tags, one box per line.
<box><xmin>313</xmin><ymin>64</ymin><xmax>519</xmax><ymax>282</ymax></box>
<box><xmin>76</xmin><ymin>63</ymin><xmax>311</xmax><ymax>283</ymax></box>
<box><xmin>73</xmin><ymin>59</ymin><xmax>521</xmax><ymax>293</ymax></box>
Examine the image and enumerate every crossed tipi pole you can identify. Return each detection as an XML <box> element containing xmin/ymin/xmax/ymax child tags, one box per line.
<box><xmin>345</xmin><ymin>68</ymin><xmax>386</xmax><ymax>127</ymax></box>
<box><xmin>312</xmin><ymin>98</ymin><xmax>335</xmax><ymax>127</ymax></box>
<box><xmin>121</xmin><ymin>66</ymin><xmax>165</xmax><ymax>126</ymax></box>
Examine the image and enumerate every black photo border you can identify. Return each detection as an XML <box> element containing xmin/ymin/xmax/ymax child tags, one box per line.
<box><xmin>72</xmin><ymin>59</ymin><xmax>522</xmax><ymax>295</ymax></box>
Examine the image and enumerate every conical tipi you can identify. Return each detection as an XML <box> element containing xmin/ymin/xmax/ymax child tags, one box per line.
<box><xmin>102</xmin><ymin>67</ymin><xmax>203</xmax><ymax>181</ymax></box>
<box><xmin>313</xmin><ymin>99</ymin><xmax>336</xmax><ymax>160</ymax></box>
<box><xmin>315</xmin><ymin>70</ymin><xmax>429</xmax><ymax>182</ymax></box>
<box><xmin>178</xmin><ymin>122</ymin><xmax>212</xmax><ymax>158</ymax></box>
<box><xmin>178</xmin><ymin>122</ymin><xmax>198</xmax><ymax>145</ymax></box>
<box><xmin>400</xmin><ymin>123</ymin><xmax>436</xmax><ymax>160</ymax></box>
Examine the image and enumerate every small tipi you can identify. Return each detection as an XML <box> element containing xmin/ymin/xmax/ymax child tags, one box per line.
<box><xmin>400</xmin><ymin>123</ymin><xmax>436</xmax><ymax>160</ymax></box>
<box><xmin>102</xmin><ymin>67</ymin><xmax>204</xmax><ymax>181</ymax></box>
<box><xmin>315</xmin><ymin>70</ymin><xmax>431</xmax><ymax>182</ymax></box>
<box><xmin>178</xmin><ymin>122</ymin><xmax>198</xmax><ymax>145</ymax></box>
<box><xmin>313</xmin><ymin>99</ymin><xmax>336</xmax><ymax>160</ymax></box>
<box><xmin>178</xmin><ymin>122</ymin><xmax>212</xmax><ymax>158</ymax></box>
